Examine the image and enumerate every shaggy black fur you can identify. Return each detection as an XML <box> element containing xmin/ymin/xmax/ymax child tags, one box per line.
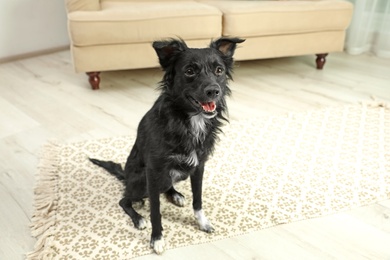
<box><xmin>89</xmin><ymin>37</ymin><xmax>244</xmax><ymax>254</ymax></box>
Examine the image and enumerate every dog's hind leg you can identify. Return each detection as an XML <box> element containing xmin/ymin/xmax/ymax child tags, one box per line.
<box><xmin>119</xmin><ymin>198</ymin><xmax>147</xmax><ymax>230</ymax></box>
<box><xmin>165</xmin><ymin>187</ymin><xmax>185</xmax><ymax>207</ymax></box>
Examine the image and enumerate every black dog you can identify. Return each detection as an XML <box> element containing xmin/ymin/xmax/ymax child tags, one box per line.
<box><xmin>90</xmin><ymin>37</ymin><xmax>244</xmax><ymax>254</ymax></box>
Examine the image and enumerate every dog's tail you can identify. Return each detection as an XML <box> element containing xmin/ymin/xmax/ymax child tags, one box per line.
<box><xmin>89</xmin><ymin>158</ymin><xmax>125</xmax><ymax>181</ymax></box>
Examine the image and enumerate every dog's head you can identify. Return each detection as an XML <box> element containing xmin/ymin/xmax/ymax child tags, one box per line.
<box><xmin>153</xmin><ymin>37</ymin><xmax>245</xmax><ymax>118</ymax></box>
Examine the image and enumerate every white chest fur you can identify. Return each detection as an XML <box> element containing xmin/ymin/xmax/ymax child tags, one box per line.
<box><xmin>169</xmin><ymin>150</ymin><xmax>199</xmax><ymax>167</ymax></box>
<box><xmin>190</xmin><ymin>114</ymin><xmax>209</xmax><ymax>143</ymax></box>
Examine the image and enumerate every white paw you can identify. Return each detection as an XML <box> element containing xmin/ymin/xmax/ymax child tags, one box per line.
<box><xmin>194</xmin><ymin>209</ymin><xmax>214</xmax><ymax>233</ymax></box>
<box><xmin>151</xmin><ymin>236</ymin><xmax>165</xmax><ymax>255</ymax></box>
<box><xmin>172</xmin><ymin>193</ymin><xmax>185</xmax><ymax>207</ymax></box>
<box><xmin>136</xmin><ymin>217</ymin><xmax>148</xmax><ymax>230</ymax></box>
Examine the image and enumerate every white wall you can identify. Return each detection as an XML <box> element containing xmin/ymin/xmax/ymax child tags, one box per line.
<box><xmin>0</xmin><ymin>0</ymin><xmax>69</xmax><ymax>60</ymax></box>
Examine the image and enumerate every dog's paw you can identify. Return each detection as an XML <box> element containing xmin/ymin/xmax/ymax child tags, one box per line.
<box><xmin>134</xmin><ymin>217</ymin><xmax>148</xmax><ymax>230</ymax></box>
<box><xmin>150</xmin><ymin>236</ymin><xmax>165</xmax><ymax>255</ymax></box>
<box><xmin>197</xmin><ymin>219</ymin><xmax>214</xmax><ymax>233</ymax></box>
<box><xmin>171</xmin><ymin>192</ymin><xmax>185</xmax><ymax>207</ymax></box>
<box><xmin>194</xmin><ymin>209</ymin><xmax>215</xmax><ymax>233</ymax></box>
<box><xmin>200</xmin><ymin>222</ymin><xmax>215</xmax><ymax>233</ymax></box>
<box><xmin>166</xmin><ymin>190</ymin><xmax>186</xmax><ymax>207</ymax></box>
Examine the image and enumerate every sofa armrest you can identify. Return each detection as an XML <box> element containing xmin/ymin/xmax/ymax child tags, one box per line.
<box><xmin>65</xmin><ymin>0</ymin><xmax>100</xmax><ymax>13</ymax></box>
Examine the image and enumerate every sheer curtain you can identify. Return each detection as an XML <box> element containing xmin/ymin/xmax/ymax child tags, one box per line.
<box><xmin>345</xmin><ymin>0</ymin><xmax>390</xmax><ymax>58</ymax></box>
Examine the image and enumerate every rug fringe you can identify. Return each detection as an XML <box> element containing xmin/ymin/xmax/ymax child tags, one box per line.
<box><xmin>363</xmin><ymin>97</ymin><xmax>390</xmax><ymax>109</ymax></box>
<box><xmin>27</xmin><ymin>140</ymin><xmax>60</xmax><ymax>260</ymax></box>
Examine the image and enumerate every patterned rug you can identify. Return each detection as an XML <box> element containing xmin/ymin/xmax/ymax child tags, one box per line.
<box><xmin>29</xmin><ymin>102</ymin><xmax>390</xmax><ymax>259</ymax></box>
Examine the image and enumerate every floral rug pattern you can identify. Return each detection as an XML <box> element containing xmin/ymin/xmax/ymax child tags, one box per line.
<box><xmin>29</xmin><ymin>103</ymin><xmax>390</xmax><ymax>259</ymax></box>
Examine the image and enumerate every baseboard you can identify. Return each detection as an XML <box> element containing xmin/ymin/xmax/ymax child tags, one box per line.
<box><xmin>0</xmin><ymin>45</ymin><xmax>69</xmax><ymax>64</ymax></box>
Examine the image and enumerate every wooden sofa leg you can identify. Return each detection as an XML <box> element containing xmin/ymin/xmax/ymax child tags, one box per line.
<box><xmin>315</xmin><ymin>53</ymin><xmax>328</xmax><ymax>70</ymax></box>
<box><xmin>86</xmin><ymin>72</ymin><xmax>101</xmax><ymax>90</ymax></box>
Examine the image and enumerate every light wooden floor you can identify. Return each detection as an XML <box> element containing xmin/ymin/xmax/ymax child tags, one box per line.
<box><xmin>0</xmin><ymin>50</ymin><xmax>389</xmax><ymax>260</ymax></box>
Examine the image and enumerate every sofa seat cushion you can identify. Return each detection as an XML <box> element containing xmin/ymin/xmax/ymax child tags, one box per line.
<box><xmin>68</xmin><ymin>1</ymin><xmax>222</xmax><ymax>47</ymax></box>
<box><xmin>200</xmin><ymin>0</ymin><xmax>353</xmax><ymax>37</ymax></box>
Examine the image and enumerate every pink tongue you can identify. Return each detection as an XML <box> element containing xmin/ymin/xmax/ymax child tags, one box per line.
<box><xmin>201</xmin><ymin>101</ymin><xmax>216</xmax><ymax>112</ymax></box>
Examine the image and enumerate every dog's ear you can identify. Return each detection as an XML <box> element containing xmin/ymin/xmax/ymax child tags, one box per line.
<box><xmin>210</xmin><ymin>37</ymin><xmax>245</xmax><ymax>58</ymax></box>
<box><xmin>153</xmin><ymin>39</ymin><xmax>188</xmax><ymax>69</ymax></box>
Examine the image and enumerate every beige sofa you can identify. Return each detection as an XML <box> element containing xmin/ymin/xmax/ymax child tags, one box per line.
<box><xmin>65</xmin><ymin>0</ymin><xmax>353</xmax><ymax>89</ymax></box>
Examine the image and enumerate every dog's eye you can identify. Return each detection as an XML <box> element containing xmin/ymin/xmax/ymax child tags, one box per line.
<box><xmin>185</xmin><ymin>68</ymin><xmax>195</xmax><ymax>77</ymax></box>
<box><xmin>215</xmin><ymin>67</ymin><xmax>224</xmax><ymax>76</ymax></box>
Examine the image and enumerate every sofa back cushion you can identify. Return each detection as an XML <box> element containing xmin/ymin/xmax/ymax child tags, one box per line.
<box><xmin>65</xmin><ymin>0</ymin><xmax>100</xmax><ymax>12</ymax></box>
<box><xmin>101</xmin><ymin>0</ymin><xmax>192</xmax><ymax>2</ymax></box>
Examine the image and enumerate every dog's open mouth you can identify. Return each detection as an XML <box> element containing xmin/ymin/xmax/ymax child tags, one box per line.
<box><xmin>187</xmin><ymin>96</ymin><xmax>217</xmax><ymax>114</ymax></box>
<box><xmin>200</xmin><ymin>101</ymin><xmax>216</xmax><ymax>113</ymax></box>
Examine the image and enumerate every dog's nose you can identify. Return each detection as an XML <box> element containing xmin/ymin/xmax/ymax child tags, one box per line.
<box><xmin>205</xmin><ymin>85</ymin><xmax>220</xmax><ymax>99</ymax></box>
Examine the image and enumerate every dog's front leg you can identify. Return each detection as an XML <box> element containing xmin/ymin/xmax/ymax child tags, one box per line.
<box><xmin>190</xmin><ymin>163</ymin><xmax>214</xmax><ymax>233</ymax></box>
<box><xmin>147</xmin><ymin>169</ymin><xmax>165</xmax><ymax>254</ymax></box>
